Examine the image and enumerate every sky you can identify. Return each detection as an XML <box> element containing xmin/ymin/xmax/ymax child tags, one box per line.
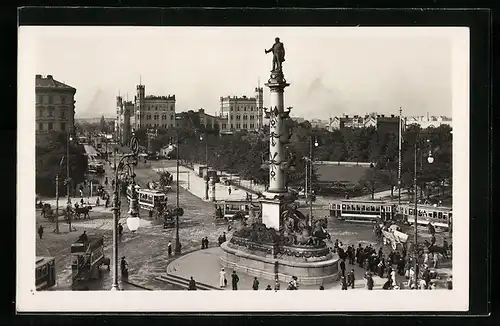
<box><xmin>23</xmin><ymin>26</ymin><xmax>457</xmax><ymax>120</ymax></box>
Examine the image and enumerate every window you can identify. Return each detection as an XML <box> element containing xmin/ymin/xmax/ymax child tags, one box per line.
<box><xmin>60</xmin><ymin>109</ymin><xmax>66</xmax><ymax>119</ymax></box>
<box><xmin>47</xmin><ymin>107</ymin><xmax>54</xmax><ymax>117</ymax></box>
<box><xmin>250</xmin><ymin>124</ymin><xmax>254</xmax><ymax>129</ymax></box>
<box><xmin>250</xmin><ymin>115</ymin><xmax>254</xmax><ymax>120</ymax></box>
<box><xmin>38</xmin><ymin>123</ymin><xmax>43</xmax><ymax>131</ymax></box>
<box><xmin>231</xmin><ymin>124</ymin><xmax>234</xmax><ymax>129</ymax></box>
<box><xmin>154</xmin><ymin>115</ymin><xmax>158</xmax><ymax>120</ymax></box>
<box><xmin>230</xmin><ymin>107</ymin><xmax>233</xmax><ymax>112</ymax></box>
<box><xmin>162</xmin><ymin>114</ymin><xmax>166</xmax><ymax>120</ymax></box>
<box><xmin>236</xmin><ymin>115</ymin><xmax>241</xmax><ymax>120</ymax></box>
<box><xmin>147</xmin><ymin>115</ymin><xmax>151</xmax><ymax>120</ymax></box>
<box><xmin>48</xmin><ymin>122</ymin><xmax>53</xmax><ymax>131</ymax></box>
<box><xmin>60</xmin><ymin>122</ymin><xmax>66</xmax><ymax>131</ymax></box>
<box><xmin>171</xmin><ymin>105</ymin><xmax>174</xmax><ymax>111</ymax></box>
<box><xmin>244</xmin><ymin>107</ymin><xmax>247</xmax><ymax>111</ymax></box>
<box><xmin>236</xmin><ymin>123</ymin><xmax>240</xmax><ymax>129</ymax></box>
<box><xmin>48</xmin><ymin>95</ymin><xmax>53</xmax><ymax>104</ymax></box>
<box><xmin>37</xmin><ymin>95</ymin><xmax>42</xmax><ymax>104</ymax></box>
<box><xmin>243</xmin><ymin>123</ymin><xmax>247</xmax><ymax>129</ymax></box>
<box><xmin>61</xmin><ymin>95</ymin><xmax>66</xmax><ymax>104</ymax></box>
<box><xmin>251</xmin><ymin>107</ymin><xmax>254</xmax><ymax>111</ymax></box>
<box><xmin>438</xmin><ymin>212</ymin><xmax>443</xmax><ymax>220</ymax></box>
<box><xmin>170</xmin><ymin>114</ymin><xmax>174</xmax><ymax>120</ymax></box>
<box><xmin>243</xmin><ymin>115</ymin><xmax>248</xmax><ymax>120</ymax></box>
<box><xmin>222</xmin><ymin>124</ymin><xmax>226</xmax><ymax>129</ymax></box>
<box><xmin>171</xmin><ymin>123</ymin><xmax>175</xmax><ymax>127</ymax></box>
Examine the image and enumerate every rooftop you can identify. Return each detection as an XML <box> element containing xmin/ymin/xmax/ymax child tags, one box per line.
<box><xmin>35</xmin><ymin>74</ymin><xmax>76</xmax><ymax>91</ymax></box>
<box><xmin>145</xmin><ymin>95</ymin><xmax>176</xmax><ymax>100</ymax></box>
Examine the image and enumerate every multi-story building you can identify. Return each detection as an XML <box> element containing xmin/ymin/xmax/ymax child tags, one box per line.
<box><xmin>219</xmin><ymin>89</ymin><xmax>264</xmax><ymax>132</ymax></box>
<box><xmin>327</xmin><ymin>113</ymin><xmax>401</xmax><ymax>133</ymax></box>
<box><xmin>35</xmin><ymin>74</ymin><xmax>76</xmax><ymax>133</ymax></box>
<box><xmin>198</xmin><ymin>109</ymin><xmax>227</xmax><ymax>130</ymax></box>
<box><xmin>115</xmin><ymin>96</ymin><xmax>135</xmax><ymax>146</ymax></box>
<box><xmin>134</xmin><ymin>84</ymin><xmax>176</xmax><ymax>130</ymax></box>
<box><xmin>405</xmin><ymin>115</ymin><xmax>452</xmax><ymax>129</ymax></box>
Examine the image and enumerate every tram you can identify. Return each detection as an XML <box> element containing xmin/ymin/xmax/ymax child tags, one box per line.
<box><xmin>329</xmin><ymin>199</ymin><xmax>395</xmax><ymax>223</ymax></box>
<box><xmin>397</xmin><ymin>203</ymin><xmax>452</xmax><ymax>229</ymax></box>
<box><xmin>215</xmin><ymin>200</ymin><xmax>261</xmax><ymax>219</ymax></box>
<box><xmin>329</xmin><ymin>199</ymin><xmax>452</xmax><ymax>230</ymax></box>
<box><xmin>127</xmin><ymin>185</ymin><xmax>167</xmax><ymax>210</ymax></box>
<box><xmin>36</xmin><ymin>256</ymin><xmax>56</xmax><ymax>290</ymax></box>
<box><xmin>71</xmin><ymin>236</ymin><xmax>108</xmax><ymax>282</ymax></box>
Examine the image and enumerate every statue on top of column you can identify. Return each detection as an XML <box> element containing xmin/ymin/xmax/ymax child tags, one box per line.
<box><xmin>265</xmin><ymin>37</ymin><xmax>286</xmax><ymax>72</ymax></box>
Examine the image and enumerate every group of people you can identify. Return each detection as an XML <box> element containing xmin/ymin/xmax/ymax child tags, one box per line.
<box><xmin>217</xmin><ymin>232</ymin><xmax>227</xmax><ymax>246</ymax></box>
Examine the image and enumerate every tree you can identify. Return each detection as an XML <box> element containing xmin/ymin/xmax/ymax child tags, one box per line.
<box><xmin>36</xmin><ymin>132</ymin><xmax>88</xmax><ymax>197</ymax></box>
<box><xmin>100</xmin><ymin>115</ymin><xmax>107</xmax><ymax>133</ymax></box>
<box><xmin>358</xmin><ymin>166</ymin><xmax>391</xmax><ymax>199</ymax></box>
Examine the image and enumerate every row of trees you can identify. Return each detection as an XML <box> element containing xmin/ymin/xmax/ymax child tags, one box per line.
<box><xmin>36</xmin><ymin>132</ymin><xmax>88</xmax><ymax>197</ymax></box>
<box><xmin>129</xmin><ymin>119</ymin><xmax>451</xmax><ymax>199</ymax></box>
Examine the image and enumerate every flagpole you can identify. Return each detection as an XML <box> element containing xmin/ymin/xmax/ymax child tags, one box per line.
<box><xmin>398</xmin><ymin>107</ymin><xmax>403</xmax><ymax>221</ymax></box>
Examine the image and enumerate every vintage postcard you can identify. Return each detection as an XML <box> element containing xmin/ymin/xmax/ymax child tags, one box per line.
<box><xmin>17</xmin><ymin>25</ymin><xmax>469</xmax><ymax>312</ymax></box>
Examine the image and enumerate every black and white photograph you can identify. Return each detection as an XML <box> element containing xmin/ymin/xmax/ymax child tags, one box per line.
<box><xmin>17</xmin><ymin>23</ymin><xmax>470</xmax><ymax>312</ymax></box>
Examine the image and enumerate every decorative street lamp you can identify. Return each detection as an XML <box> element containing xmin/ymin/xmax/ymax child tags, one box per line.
<box><xmin>65</xmin><ymin>133</ymin><xmax>73</xmax><ymax>232</ymax></box>
<box><xmin>199</xmin><ymin>133</ymin><xmax>209</xmax><ymax>200</ymax></box>
<box><xmin>110</xmin><ymin>132</ymin><xmax>139</xmax><ymax>291</ymax></box>
<box><xmin>173</xmin><ymin>137</ymin><xmax>182</xmax><ymax>255</ymax></box>
<box><xmin>413</xmin><ymin>137</ymin><xmax>433</xmax><ymax>288</ymax></box>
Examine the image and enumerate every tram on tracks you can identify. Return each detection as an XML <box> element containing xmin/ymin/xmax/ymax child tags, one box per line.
<box><xmin>36</xmin><ymin>256</ymin><xmax>56</xmax><ymax>290</ymax></box>
<box><xmin>71</xmin><ymin>236</ymin><xmax>109</xmax><ymax>283</ymax></box>
<box><xmin>214</xmin><ymin>200</ymin><xmax>261</xmax><ymax>220</ymax></box>
<box><xmin>329</xmin><ymin>199</ymin><xmax>395</xmax><ymax>223</ymax></box>
<box><xmin>397</xmin><ymin>203</ymin><xmax>452</xmax><ymax>229</ymax></box>
<box><xmin>126</xmin><ymin>184</ymin><xmax>167</xmax><ymax>210</ymax></box>
<box><xmin>329</xmin><ymin>199</ymin><xmax>452</xmax><ymax>230</ymax></box>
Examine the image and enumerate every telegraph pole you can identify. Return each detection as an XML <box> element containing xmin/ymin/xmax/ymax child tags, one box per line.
<box><xmin>398</xmin><ymin>107</ymin><xmax>403</xmax><ymax>220</ymax></box>
<box><xmin>55</xmin><ymin>174</ymin><xmax>59</xmax><ymax>234</ymax></box>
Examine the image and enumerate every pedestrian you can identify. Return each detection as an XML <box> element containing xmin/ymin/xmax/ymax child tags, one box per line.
<box><xmin>201</xmin><ymin>237</ymin><xmax>205</xmax><ymax>249</ymax></box>
<box><xmin>423</xmin><ymin>251</ymin><xmax>429</xmax><ymax>265</ymax></box>
<box><xmin>118</xmin><ymin>223</ymin><xmax>123</xmax><ymax>238</ymax></box>
<box><xmin>168</xmin><ymin>241</ymin><xmax>172</xmax><ymax>256</ymax></box>
<box><xmin>231</xmin><ymin>271</ymin><xmax>239</xmax><ymax>290</ymax></box>
<box><xmin>105</xmin><ymin>197</ymin><xmax>109</xmax><ymax>208</ymax></box>
<box><xmin>120</xmin><ymin>256</ymin><xmax>128</xmax><ymax>278</ymax></box>
<box><xmin>222</xmin><ymin>232</ymin><xmax>227</xmax><ymax>242</ymax></box>
<box><xmin>391</xmin><ymin>269</ymin><xmax>397</xmax><ymax>287</ymax></box>
<box><xmin>274</xmin><ymin>279</ymin><xmax>280</xmax><ymax>291</ymax></box>
<box><xmin>37</xmin><ymin>225</ymin><xmax>44</xmax><ymax>239</ymax></box>
<box><xmin>265</xmin><ymin>285</ymin><xmax>272</xmax><ymax>290</ymax></box>
<box><xmin>219</xmin><ymin>268</ymin><xmax>226</xmax><ymax>288</ymax></box>
<box><xmin>364</xmin><ymin>272</ymin><xmax>374</xmax><ymax>290</ymax></box>
<box><xmin>340</xmin><ymin>276</ymin><xmax>348</xmax><ymax>290</ymax></box>
<box><xmin>433</xmin><ymin>252</ymin><xmax>439</xmax><ymax>268</ymax></box>
<box><xmin>96</xmin><ymin>197</ymin><xmax>100</xmax><ymax>207</ymax></box>
<box><xmin>340</xmin><ymin>259</ymin><xmax>346</xmax><ymax>278</ymax></box>
<box><xmin>446</xmin><ymin>276</ymin><xmax>453</xmax><ymax>290</ymax></box>
<box><xmin>205</xmin><ymin>237</ymin><xmax>209</xmax><ymax>249</ymax></box>
<box><xmin>252</xmin><ymin>277</ymin><xmax>259</xmax><ymax>290</ymax></box>
<box><xmin>188</xmin><ymin>276</ymin><xmax>197</xmax><ymax>290</ymax></box>
<box><xmin>347</xmin><ymin>269</ymin><xmax>355</xmax><ymax>289</ymax></box>
<box><xmin>228</xmin><ymin>187</ymin><xmax>231</xmax><ymax>195</ymax></box>
<box><xmin>378</xmin><ymin>257</ymin><xmax>385</xmax><ymax>278</ymax></box>
<box><xmin>104</xmin><ymin>177</ymin><xmax>108</xmax><ymax>186</ymax></box>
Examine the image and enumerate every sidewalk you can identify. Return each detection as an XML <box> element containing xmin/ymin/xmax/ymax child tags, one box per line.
<box><xmin>154</xmin><ymin>166</ymin><xmax>258</xmax><ymax>202</ymax></box>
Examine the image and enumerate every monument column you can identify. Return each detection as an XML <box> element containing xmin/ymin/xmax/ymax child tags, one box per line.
<box><xmin>260</xmin><ymin>68</ymin><xmax>293</xmax><ymax>231</ymax></box>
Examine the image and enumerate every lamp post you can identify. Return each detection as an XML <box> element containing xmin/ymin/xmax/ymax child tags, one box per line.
<box><xmin>413</xmin><ymin>136</ymin><xmax>433</xmax><ymax>287</ymax></box>
<box><xmin>66</xmin><ymin>133</ymin><xmax>73</xmax><ymax>232</ymax></box>
<box><xmin>55</xmin><ymin>174</ymin><xmax>59</xmax><ymax>234</ymax></box>
<box><xmin>309</xmin><ymin>137</ymin><xmax>319</xmax><ymax>226</ymax></box>
<box><xmin>199</xmin><ymin>133</ymin><xmax>209</xmax><ymax>200</ymax></box>
<box><xmin>174</xmin><ymin>137</ymin><xmax>182</xmax><ymax>255</ymax></box>
<box><xmin>110</xmin><ymin>133</ymin><xmax>140</xmax><ymax>291</ymax></box>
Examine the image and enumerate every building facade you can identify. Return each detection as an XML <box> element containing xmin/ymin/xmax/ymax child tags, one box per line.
<box><xmin>405</xmin><ymin>115</ymin><xmax>452</xmax><ymax>129</ymax></box>
<box><xmin>219</xmin><ymin>89</ymin><xmax>264</xmax><ymax>132</ymax></box>
<box><xmin>134</xmin><ymin>84</ymin><xmax>176</xmax><ymax>130</ymax></box>
<box><xmin>35</xmin><ymin>74</ymin><xmax>76</xmax><ymax>133</ymax></box>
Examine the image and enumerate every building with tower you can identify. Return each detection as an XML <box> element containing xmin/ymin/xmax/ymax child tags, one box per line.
<box><xmin>219</xmin><ymin>87</ymin><xmax>263</xmax><ymax>132</ymax></box>
<box><xmin>35</xmin><ymin>74</ymin><xmax>76</xmax><ymax>133</ymax></box>
<box><xmin>134</xmin><ymin>83</ymin><xmax>176</xmax><ymax>130</ymax></box>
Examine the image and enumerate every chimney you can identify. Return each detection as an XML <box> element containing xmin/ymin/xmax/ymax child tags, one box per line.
<box><xmin>391</xmin><ymin>114</ymin><xmax>395</xmax><ymax>118</ymax></box>
<box><xmin>35</xmin><ymin>74</ymin><xmax>42</xmax><ymax>79</ymax></box>
<box><xmin>47</xmin><ymin>75</ymin><xmax>53</xmax><ymax>79</ymax></box>
<box><xmin>381</xmin><ymin>114</ymin><xmax>385</xmax><ymax>117</ymax></box>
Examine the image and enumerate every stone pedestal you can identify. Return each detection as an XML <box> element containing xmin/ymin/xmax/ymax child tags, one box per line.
<box><xmin>220</xmin><ymin>240</ymin><xmax>340</xmax><ymax>285</ymax></box>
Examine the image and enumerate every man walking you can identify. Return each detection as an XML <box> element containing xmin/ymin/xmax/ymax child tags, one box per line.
<box><xmin>347</xmin><ymin>269</ymin><xmax>355</xmax><ymax>289</ymax></box>
<box><xmin>168</xmin><ymin>241</ymin><xmax>172</xmax><ymax>256</ymax></box>
<box><xmin>231</xmin><ymin>271</ymin><xmax>239</xmax><ymax>290</ymax></box>
<box><xmin>252</xmin><ymin>277</ymin><xmax>259</xmax><ymax>290</ymax></box>
<box><xmin>37</xmin><ymin>225</ymin><xmax>44</xmax><ymax>239</ymax></box>
<box><xmin>340</xmin><ymin>259</ymin><xmax>346</xmax><ymax>278</ymax></box>
<box><xmin>118</xmin><ymin>223</ymin><xmax>123</xmax><ymax>238</ymax></box>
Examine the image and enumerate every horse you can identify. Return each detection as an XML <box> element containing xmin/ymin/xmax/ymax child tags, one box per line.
<box><xmin>74</xmin><ymin>206</ymin><xmax>92</xmax><ymax>220</ymax></box>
